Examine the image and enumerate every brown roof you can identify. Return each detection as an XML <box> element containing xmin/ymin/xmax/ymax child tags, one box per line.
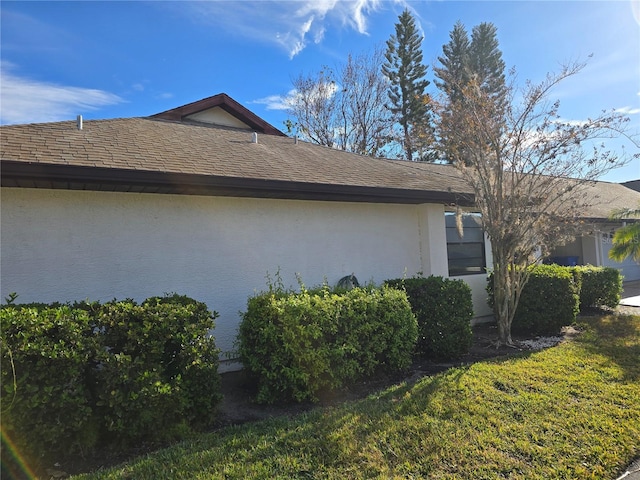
<box><xmin>0</xmin><ymin>116</ymin><xmax>474</xmax><ymax>204</ymax></box>
<box><xmin>1</xmin><ymin>97</ymin><xmax>638</xmax><ymax>216</ymax></box>
<box><xmin>574</xmin><ymin>180</ymin><xmax>640</xmax><ymax>220</ymax></box>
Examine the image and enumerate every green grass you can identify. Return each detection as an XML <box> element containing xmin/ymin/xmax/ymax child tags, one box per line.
<box><xmin>75</xmin><ymin>314</ymin><xmax>640</xmax><ymax>479</ymax></box>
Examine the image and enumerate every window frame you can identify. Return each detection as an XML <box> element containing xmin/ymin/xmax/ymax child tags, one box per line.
<box><xmin>445</xmin><ymin>211</ymin><xmax>487</xmax><ymax>277</ymax></box>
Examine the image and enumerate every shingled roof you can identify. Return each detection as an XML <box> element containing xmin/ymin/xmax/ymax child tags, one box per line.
<box><xmin>0</xmin><ymin>96</ymin><xmax>474</xmax><ymax>205</ymax></box>
<box><xmin>1</xmin><ymin>94</ymin><xmax>638</xmax><ymax>216</ymax></box>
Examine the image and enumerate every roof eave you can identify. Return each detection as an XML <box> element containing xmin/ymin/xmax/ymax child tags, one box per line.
<box><xmin>0</xmin><ymin>160</ymin><xmax>471</xmax><ymax>206</ymax></box>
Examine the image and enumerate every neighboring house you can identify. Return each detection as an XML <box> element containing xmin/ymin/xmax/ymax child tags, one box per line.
<box><xmin>1</xmin><ymin>93</ymin><xmax>638</xmax><ymax>370</ymax></box>
<box><xmin>622</xmin><ymin>179</ymin><xmax>640</xmax><ymax>192</ymax></box>
<box><xmin>548</xmin><ymin>180</ymin><xmax>640</xmax><ymax>281</ymax></box>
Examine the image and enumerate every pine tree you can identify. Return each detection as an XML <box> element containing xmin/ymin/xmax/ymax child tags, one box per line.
<box><xmin>382</xmin><ymin>9</ymin><xmax>432</xmax><ymax>161</ymax></box>
<box><xmin>435</xmin><ymin>21</ymin><xmax>506</xmax><ymax>164</ymax></box>
<box><xmin>434</xmin><ymin>21</ymin><xmax>471</xmax><ymax>163</ymax></box>
<box><xmin>434</xmin><ymin>21</ymin><xmax>470</xmax><ymax>104</ymax></box>
<box><xmin>470</xmin><ymin>23</ymin><xmax>506</xmax><ymax>107</ymax></box>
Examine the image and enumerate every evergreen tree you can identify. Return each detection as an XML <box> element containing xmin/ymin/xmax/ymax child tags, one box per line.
<box><xmin>434</xmin><ymin>21</ymin><xmax>471</xmax><ymax>163</ymax></box>
<box><xmin>435</xmin><ymin>21</ymin><xmax>506</xmax><ymax>164</ymax></box>
<box><xmin>470</xmin><ymin>23</ymin><xmax>507</xmax><ymax>107</ymax></box>
<box><xmin>383</xmin><ymin>9</ymin><xmax>433</xmax><ymax>161</ymax></box>
<box><xmin>434</xmin><ymin>21</ymin><xmax>470</xmax><ymax>104</ymax></box>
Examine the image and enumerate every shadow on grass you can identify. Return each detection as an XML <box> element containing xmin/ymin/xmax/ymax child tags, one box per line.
<box><xmin>575</xmin><ymin>314</ymin><xmax>640</xmax><ymax>381</ymax></box>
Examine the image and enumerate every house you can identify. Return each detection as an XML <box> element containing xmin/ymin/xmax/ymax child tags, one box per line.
<box><xmin>547</xmin><ymin>180</ymin><xmax>640</xmax><ymax>281</ymax></box>
<box><xmin>622</xmin><ymin>180</ymin><xmax>640</xmax><ymax>192</ymax></box>
<box><xmin>2</xmin><ymin>93</ymin><xmax>638</xmax><ymax>371</ymax></box>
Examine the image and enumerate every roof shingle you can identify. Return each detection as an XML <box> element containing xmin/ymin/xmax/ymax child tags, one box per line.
<box><xmin>1</xmin><ymin>117</ymin><xmax>474</xmax><ymax>203</ymax></box>
<box><xmin>2</xmin><ymin>111</ymin><xmax>638</xmax><ymax>218</ymax></box>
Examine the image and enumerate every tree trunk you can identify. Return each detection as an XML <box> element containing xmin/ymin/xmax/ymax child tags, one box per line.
<box><xmin>492</xmin><ymin>254</ymin><xmax>516</xmax><ymax>345</ymax></box>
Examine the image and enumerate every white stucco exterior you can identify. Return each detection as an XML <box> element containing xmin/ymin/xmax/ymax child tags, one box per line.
<box><xmin>2</xmin><ymin>187</ymin><xmax>493</xmax><ymax>370</ymax></box>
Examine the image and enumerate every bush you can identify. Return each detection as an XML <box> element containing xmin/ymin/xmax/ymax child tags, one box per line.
<box><xmin>237</xmin><ymin>285</ymin><xmax>417</xmax><ymax>404</ymax></box>
<box><xmin>572</xmin><ymin>265</ymin><xmax>622</xmax><ymax>309</ymax></box>
<box><xmin>488</xmin><ymin>264</ymin><xmax>579</xmax><ymax>335</ymax></box>
<box><xmin>385</xmin><ymin>276</ymin><xmax>473</xmax><ymax>360</ymax></box>
<box><xmin>0</xmin><ymin>306</ymin><xmax>100</xmax><ymax>462</ymax></box>
<box><xmin>0</xmin><ymin>294</ymin><xmax>221</xmax><ymax>461</ymax></box>
<box><xmin>91</xmin><ymin>294</ymin><xmax>222</xmax><ymax>444</ymax></box>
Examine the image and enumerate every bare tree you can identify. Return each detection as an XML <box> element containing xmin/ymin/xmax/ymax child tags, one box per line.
<box><xmin>288</xmin><ymin>68</ymin><xmax>340</xmax><ymax>148</ymax></box>
<box><xmin>437</xmin><ymin>60</ymin><xmax>638</xmax><ymax>345</ymax></box>
<box><xmin>341</xmin><ymin>48</ymin><xmax>394</xmax><ymax>157</ymax></box>
<box><xmin>287</xmin><ymin>48</ymin><xmax>393</xmax><ymax>157</ymax></box>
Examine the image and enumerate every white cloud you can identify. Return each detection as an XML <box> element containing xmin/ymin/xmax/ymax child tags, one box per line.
<box><xmin>251</xmin><ymin>90</ymin><xmax>297</xmax><ymax>110</ymax></box>
<box><xmin>0</xmin><ymin>62</ymin><xmax>123</xmax><ymax>125</ymax></box>
<box><xmin>181</xmin><ymin>0</ymin><xmax>396</xmax><ymax>58</ymax></box>
<box><xmin>615</xmin><ymin>106</ymin><xmax>640</xmax><ymax>115</ymax></box>
<box><xmin>252</xmin><ymin>80</ymin><xmax>340</xmax><ymax>111</ymax></box>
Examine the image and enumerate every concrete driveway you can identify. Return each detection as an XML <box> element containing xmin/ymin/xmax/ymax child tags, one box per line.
<box><xmin>621</xmin><ymin>280</ymin><xmax>640</xmax><ymax>307</ymax></box>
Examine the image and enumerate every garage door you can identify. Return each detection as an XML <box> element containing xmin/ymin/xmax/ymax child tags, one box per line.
<box><xmin>601</xmin><ymin>232</ymin><xmax>640</xmax><ymax>281</ymax></box>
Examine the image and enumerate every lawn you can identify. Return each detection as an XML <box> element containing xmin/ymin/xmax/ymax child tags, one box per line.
<box><xmin>75</xmin><ymin>314</ymin><xmax>640</xmax><ymax>479</ymax></box>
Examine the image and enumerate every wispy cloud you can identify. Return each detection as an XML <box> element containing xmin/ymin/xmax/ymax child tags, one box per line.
<box><xmin>181</xmin><ymin>0</ymin><xmax>397</xmax><ymax>59</ymax></box>
<box><xmin>252</xmin><ymin>79</ymin><xmax>341</xmax><ymax>111</ymax></box>
<box><xmin>0</xmin><ymin>62</ymin><xmax>123</xmax><ymax>125</ymax></box>
<box><xmin>251</xmin><ymin>91</ymin><xmax>297</xmax><ymax>110</ymax></box>
<box><xmin>615</xmin><ymin>106</ymin><xmax>640</xmax><ymax>115</ymax></box>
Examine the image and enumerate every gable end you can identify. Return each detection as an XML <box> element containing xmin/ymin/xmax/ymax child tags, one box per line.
<box><xmin>150</xmin><ymin>93</ymin><xmax>286</xmax><ymax>136</ymax></box>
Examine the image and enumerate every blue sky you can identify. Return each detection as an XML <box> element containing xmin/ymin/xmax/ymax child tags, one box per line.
<box><xmin>1</xmin><ymin>0</ymin><xmax>639</xmax><ymax>182</ymax></box>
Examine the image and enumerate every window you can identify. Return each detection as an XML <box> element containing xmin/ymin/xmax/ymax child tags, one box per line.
<box><xmin>445</xmin><ymin>212</ymin><xmax>486</xmax><ymax>276</ymax></box>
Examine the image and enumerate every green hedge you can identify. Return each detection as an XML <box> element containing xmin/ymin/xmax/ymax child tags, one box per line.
<box><xmin>237</xmin><ymin>285</ymin><xmax>417</xmax><ymax>404</ymax></box>
<box><xmin>91</xmin><ymin>294</ymin><xmax>222</xmax><ymax>444</ymax></box>
<box><xmin>571</xmin><ymin>265</ymin><xmax>622</xmax><ymax>309</ymax></box>
<box><xmin>488</xmin><ymin>264</ymin><xmax>580</xmax><ymax>335</ymax></box>
<box><xmin>385</xmin><ymin>276</ymin><xmax>473</xmax><ymax>360</ymax></box>
<box><xmin>0</xmin><ymin>306</ymin><xmax>99</xmax><ymax>459</ymax></box>
<box><xmin>0</xmin><ymin>294</ymin><xmax>221</xmax><ymax>463</ymax></box>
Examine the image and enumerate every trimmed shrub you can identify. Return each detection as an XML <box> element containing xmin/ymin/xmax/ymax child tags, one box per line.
<box><xmin>0</xmin><ymin>305</ymin><xmax>100</xmax><ymax>462</ymax></box>
<box><xmin>488</xmin><ymin>264</ymin><xmax>579</xmax><ymax>334</ymax></box>
<box><xmin>237</xmin><ymin>285</ymin><xmax>417</xmax><ymax>404</ymax></box>
<box><xmin>385</xmin><ymin>276</ymin><xmax>473</xmax><ymax>360</ymax></box>
<box><xmin>91</xmin><ymin>294</ymin><xmax>222</xmax><ymax>444</ymax></box>
<box><xmin>0</xmin><ymin>294</ymin><xmax>222</xmax><ymax>461</ymax></box>
<box><xmin>572</xmin><ymin>265</ymin><xmax>622</xmax><ymax>309</ymax></box>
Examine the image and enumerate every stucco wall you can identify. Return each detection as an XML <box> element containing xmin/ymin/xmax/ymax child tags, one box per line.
<box><xmin>2</xmin><ymin>188</ymin><xmax>468</xmax><ymax>369</ymax></box>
